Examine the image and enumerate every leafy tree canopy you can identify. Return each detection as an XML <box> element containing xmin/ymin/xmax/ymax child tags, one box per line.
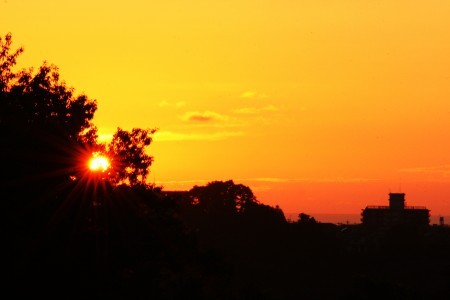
<box><xmin>189</xmin><ymin>180</ymin><xmax>258</xmax><ymax>215</ymax></box>
<box><xmin>0</xmin><ymin>33</ymin><xmax>155</xmax><ymax>187</ymax></box>
<box><xmin>298</xmin><ymin>213</ymin><xmax>317</xmax><ymax>224</ymax></box>
<box><xmin>108</xmin><ymin>127</ymin><xmax>157</xmax><ymax>186</ymax></box>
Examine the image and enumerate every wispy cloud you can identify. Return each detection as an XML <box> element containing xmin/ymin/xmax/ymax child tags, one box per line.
<box><xmin>248</xmin><ymin>177</ymin><xmax>292</xmax><ymax>183</ymax></box>
<box><xmin>156</xmin><ymin>179</ymin><xmax>210</xmax><ymax>185</ymax></box>
<box><xmin>399</xmin><ymin>165</ymin><xmax>450</xmax><ymax>176</ymax></box>
<box><xmin>262</xmin><ymin>105</ymin><xmax>280</xmax><ymax>112</ymax></box>
<box><xmin>241</xmin><ymin>177</ymin><xmax>380</xmax><ymax>183</ymax></box>
<box><xmin>181</xmin><ymin>111</ymin><xmax>229</xmax><ymax>122</ymax></box>
<box><xmin>159</xmin><ymin>101</ymin><xmax>186</xmax><ymax>108</ymax></box>
<box><xmin>155</xmin><ymin>177</ymin><xmax>381</xmax><ymax>193</ymax></box>
<box><xmin>154</xmin><ymin>179</ymin><xmax>211</xmax><ymax>191</ymax></box>
<box><xmin>233</xmin><ymin>105</ymin><xmax>280</xmax><ymax>115</ymax></box>
<box><xmin>154</xmin><ymin>130</ymin><xmax>244</xmax><ymax>141</ymax></box>
<box><xmin>311</xmin><ymin>177</ymin><xmax>381</xmax><ymax>183</ymax></box>
<box><xmin>233</xmin><ymin>107</ymin><xmax>258</xmax><ymax>114</ymax></box>
<box><xmin>97</xmin><ymin>127</ymin><xmax>116</xmax><ymax>142</ymax></box>
<box><xmin>240</xmin><ymin>91</ymin><xmax>268</xmax><ymax>99</ymax></box>
<box><xmin>98</xmin><ymin>133</ymin><xmax>113</xmax><ymax>142</ymax></box>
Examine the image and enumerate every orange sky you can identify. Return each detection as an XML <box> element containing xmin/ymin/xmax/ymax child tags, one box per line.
<box><xmin>2</xmin><ymin>0</ymin><xmax>450</xmax><ymax>217</ymax></box>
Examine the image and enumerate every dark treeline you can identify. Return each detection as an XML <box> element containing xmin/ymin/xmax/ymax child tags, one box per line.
<box><xmin>169</xmin><ymin>184</ymin><xmax>450</xmax><ymax>300</ymax></box>
<box><xmin>2</xmin><ymin>34</ymin><xmax>450</xmax><ymax>299</ymax></box>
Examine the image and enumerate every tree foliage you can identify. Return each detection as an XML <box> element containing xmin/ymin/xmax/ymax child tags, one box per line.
<box><xmin>1</xmin><ymin>35</ymin><xmax>97</xmax><ymax>139</ymax></box>
<box><xmin>0</xmin><ymin>33</ymin><xmax>23</xmax><ymax>92</ymax></box>
<box><xmin>1</xmin><ymin>33</ymin><xmax>98</xmax><ymax>184</ymax></box>
<box><xmin>298</xmin><ymin>213</ymin><xmax>317</xmax><ymax>224</ymax></box>
<box><xmin>108</xmin><ymin>127</ymin><xmax>156</xmax><ymax>186</ymax></box>
<box><xmin>0</xmin><ymin>33</ymin><xmax>155</xmax><ymax>187</ymax></box>
<box><xmin>1</xmin><ymin>33</ymin><xmax>229</xmax><ymax>298</ymax></box>
<box><xmin>189</xmin><ymin>180</ymin><xmax>258</xmax><ymax>215</ymax></box>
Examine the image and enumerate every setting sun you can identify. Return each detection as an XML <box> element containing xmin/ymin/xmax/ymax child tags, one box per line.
<box><xmin>88</xmin><ymin>152</ymin><xmax>110</xmax><ymax>172</ymax></box>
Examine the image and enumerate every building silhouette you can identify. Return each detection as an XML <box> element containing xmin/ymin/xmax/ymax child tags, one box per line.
<box><xmin>362</xmin><ymin>193</ymin><xmax>430</xmax><ymax>229</ymax></box>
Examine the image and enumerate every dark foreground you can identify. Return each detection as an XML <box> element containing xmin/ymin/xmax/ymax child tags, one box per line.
<box><xmin>3</xmin><ymin>182</ymin><xmax>450</xmax><ymax>300</ymax></box>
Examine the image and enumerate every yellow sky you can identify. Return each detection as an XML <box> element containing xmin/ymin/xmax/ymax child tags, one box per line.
<box><xmin>2</xmin><ymin>0</ymin><xmax>450</xmax><ymax>216</ymax></box>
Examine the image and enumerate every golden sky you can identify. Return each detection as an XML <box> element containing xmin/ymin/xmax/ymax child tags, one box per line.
<box><xmin>2</xmin><ymin>0</ymin><xmax>450</xmax><ymax>216</ymax></box>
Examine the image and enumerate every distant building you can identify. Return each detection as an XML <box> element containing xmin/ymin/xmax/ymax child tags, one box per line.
<box><xmin>362</xmin><ymin>193</ymin><xmax>430</xmax><ymax>228</ymax></box>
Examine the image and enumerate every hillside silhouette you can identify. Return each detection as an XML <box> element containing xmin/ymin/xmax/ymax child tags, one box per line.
<box><xmin>2</xmin><ymin>33</ymin><xmax>450</xmax><ymax>299</ymax></box>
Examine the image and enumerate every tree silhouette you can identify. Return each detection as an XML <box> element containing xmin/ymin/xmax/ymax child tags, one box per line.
<box><xmin>1</xmin><ymin>33</ymin><xmax>155</xmax><ymax>188</ymax></box>
<box><xmin>2</xmin><ymin>34</ymin><xmax>232</xmax><ymax>298</ymax></box>
<box><xmin>0</xmin><ymin>33</ymin><xmax>23</xmax><ymax>92</ymax></box>
<box><xmin>297</xmin><ymin>212</ymin><xmax>317</xmax><ymax>224</ymax></box>
<box><xmin>189</xmin><ymin>180</ymin><xmax>258</xmax><ymax>216</ymax></box>
<box><xmin>1</xmin><ymin>33</ymin><xmax>98</xmax><ymax>188</ymax></box>
<box><xmin>1</xmin><ymin>36</ymin><xmax>97</xmax><ymax>139</ymax></box>
<box><xmin>107</xmin><ymin>127</ymin><xmax>156</xmax><ymax>186</ymax></box>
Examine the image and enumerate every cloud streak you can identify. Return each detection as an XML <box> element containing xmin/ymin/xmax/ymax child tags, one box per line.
<box><xmin>181</xmin><ymin>111</ymin><xmax>229</xmax><ymax>122</ymax></box>
<box><xmin>241</xmin><ymin>177</ymin><xmax>381</xmax><ymax>184</ymax></box>
<box><xmin>240</xmin><ymin>91</ymin><xmax>268</xmax><ymax>99</ymax></box>
<box><xmin>155</xmin><ymin>177</ymin><xmax>381</xmax><ymax>193</ymax></box>
<box><xmin>154</xmin><ymin>130</ymin><xmax>244</xmax><ymax>141</ymax></box>
<box><xmin>399</xmin><ymin>165</ymin><xmax>450</xmax><ymax>176</ymax></box>
<box><xmin>159</xmin><ymin>101</ymin><xmax>186</xmax><ymax>108</ymax></box>
<box><xmin>233</xmin><ymin>105</ymin><xmax>280</xmax><ymax>115</ymax></box>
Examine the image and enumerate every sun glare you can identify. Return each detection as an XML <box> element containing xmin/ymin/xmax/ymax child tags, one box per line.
<box><xmin>88</xmin><ymin>152</ymin><xmax>110</xmax><ymax>172</ymax></box>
